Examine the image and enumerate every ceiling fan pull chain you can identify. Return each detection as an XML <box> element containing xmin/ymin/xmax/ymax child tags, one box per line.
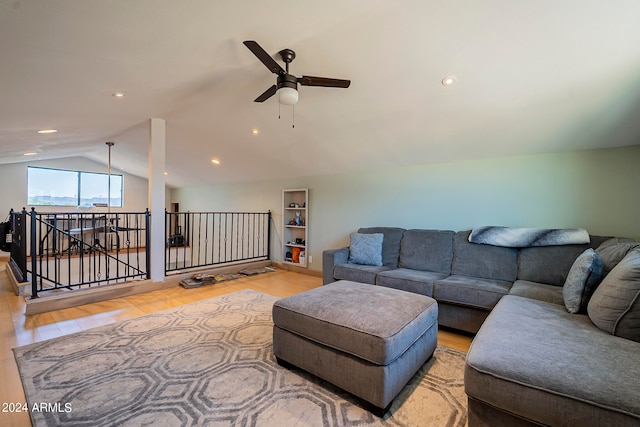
<box><xmin>292</xmin><ymin>105</ymin><xmax>295</xmax><ymax>128</ymax></box>
<box><xmin>278</xmin><ymin>102</ymin><xmax>281</xmax><ymax>120</ymax></box>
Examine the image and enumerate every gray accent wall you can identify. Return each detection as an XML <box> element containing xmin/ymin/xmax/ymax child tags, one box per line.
<box><xmin>171</xmin><ymin>146</ymin><xmax>640</xmax><ymax>273</ymax></box>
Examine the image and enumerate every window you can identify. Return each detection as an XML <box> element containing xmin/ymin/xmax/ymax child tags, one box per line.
<box><xmin>28</xmin><ymin>166</ymin><xmax>123</xmax><ymax>207</ymax></box>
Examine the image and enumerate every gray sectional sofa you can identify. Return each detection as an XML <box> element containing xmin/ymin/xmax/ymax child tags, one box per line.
<box><xmin>322</xmin><ymin>227</ymin><xmax>640</xmax><ymax>425</ymax></box>
<box><xmin>323</xmin><ymin>227</ymin><xmax>610</xmax><ymax>333</ymax></box>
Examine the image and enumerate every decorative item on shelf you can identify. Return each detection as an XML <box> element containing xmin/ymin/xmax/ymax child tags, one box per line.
<box><xmin>288</xmin><ymin>218</ymin><xmax>297</xmax><ymax>225</ymax></box>
<box><xmin>289</xmin><ymin>203</ymin><xmax>300</xmax><ymax>208</ymax></box>
<box><xmin>295</xmin><ymin>238</ymin><xmax>304</xmax><ymax>245</ymax></box>
<box><xmin>292</xmin><ymin>247</ymin><xmax>301</xmax><ymax>263</ymax></box>
<box><xmin>285</xmin><ymin>251</ymin><xmax>292</xmax><ymax>262</ymax></box>
<box><xmin>295</xmin><ymin>212</ymin><xmax>302</xmax><ymax>226</ymax></box>
<box><xmin>299</xmin><ymin>251</ymin><xmax>306</xmax><ymax>265</ymax></box>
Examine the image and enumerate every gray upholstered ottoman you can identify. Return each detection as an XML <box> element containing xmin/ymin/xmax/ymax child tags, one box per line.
<box><xmin>272</xmin><ymin>280</ymin><xmax>438</xmax><ymax>416</ymax></box>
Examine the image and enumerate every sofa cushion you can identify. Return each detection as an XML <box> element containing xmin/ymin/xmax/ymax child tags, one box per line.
<box><xmin>451</xmin><ymin>230</ymin><xmax>517</xmax><ymax>282</ymax></box>
<box><xmin>434</xmin><ymin>275</ymin><xmax>512</xmax><ymax>310</ymax></box>
<box><xmin>333</xmin><ymin>263</ymin><xmax>392</xmax><ymax>285</ymax></box>
<box><xmin>509</xmin><ymin>280</ymin><xmax>564</xmax><ymax>305</ymax></box>
<box><xmin>563</xmin><ymin>249</ymin><xmax>604</xmax><ymax>314</ymax></box>
<box><xmin>376</xmin><ymin>268</ymin><xmax>448</xmax><ymax>297</ymax></box>
<box><xmin>348</xmin><ymin>232</ymin><xmax>383</xmax><ymax>266</ymax></box>
<box><xmin>358</xmin><ymin>227</ymin><xmax>405</xmax><ymax>268</ymax></box>
<box><xmin>517</xmin><ymin>244</ymin><xmax>590</xmax><ymax>286</ymax></box>
<box><xmin>466</xmin><ymin>295</ymin><xmax>640</xmax><ymax>426</ymax></box>
<box><xmin>588</xmin><ymin>249</ymin><xmax>640</xmax><ymax>342</ymax></box>
<box><xmin>398</xmin><ymin>229</ymin><xmax>454</xmax><ymax>273</ymax></box>
<box><xmin>596</xmin><ymin>237</ymin><xmax>640</xmax><ymax>275</ymax></box>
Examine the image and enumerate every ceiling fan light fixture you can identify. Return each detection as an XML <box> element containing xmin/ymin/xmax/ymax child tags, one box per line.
<box><xmin>278</xmin><ymin>86</ymin><xmax>298</xmax><ymax>105</ymax></box>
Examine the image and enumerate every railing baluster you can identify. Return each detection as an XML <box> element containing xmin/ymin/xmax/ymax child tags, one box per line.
<box><xmin>204</xmin><ymin>212</ymin><xmax>209</xmax><ymax>265</ymax></box>
<box><xmin>29</xmin><ymin>208</ymin><xmax>38</xmax><ymax>298</ymax></box>
<box><xmin>161</xmin><ymin>211</ymin><xmax>271</xmax><ymax>273</ymax></box>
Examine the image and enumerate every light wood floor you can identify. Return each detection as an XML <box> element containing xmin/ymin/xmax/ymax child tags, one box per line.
<box><xmin>0</xmin><ymin>262</ymin><xmax>472</xmax><ymax>427</ymax></box>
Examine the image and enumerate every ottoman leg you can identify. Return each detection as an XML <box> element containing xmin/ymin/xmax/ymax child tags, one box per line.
<box><xmin>363</xmin><ymin>399</ymin><xmax>393</xmax><ymax>418</ymax></box>
<box><xmin>277</xmin><ymin>354</ymin><xmax>393</xmax><ymax>418</ymax></box>
<box><xmin>275</xmin><ymin>356</ymin><xmax>294</xmax><ymax>369</ymax></box>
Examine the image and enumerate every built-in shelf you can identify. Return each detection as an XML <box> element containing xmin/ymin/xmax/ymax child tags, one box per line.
<box><xmin>282</xmin><ymin>188</ymin><xmax>308</xmax><ymax>268</ymax></box>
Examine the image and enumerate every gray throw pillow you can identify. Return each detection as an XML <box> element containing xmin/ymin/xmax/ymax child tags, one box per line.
<box><xmin>563</xmin><ymin>249</ymin><xmax>604</xmax><ymax>314</ymax></box>
<box><xmin>349</xmin><ymin>233</ymin><xmax>383</xmax><ymax>267</ymax></box>
<box><xmin>587</xmin><ymin>249</ymin><xmax>640</xmax><ymax>343</ymax></box>
<box><xmin>596</xmin><ymin>237</ymin><xmax>640</xmax><ymax>275</ymax></box>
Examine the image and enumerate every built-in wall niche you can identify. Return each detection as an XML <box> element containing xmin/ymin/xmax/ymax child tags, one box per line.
<box><xmin>282</xmin><ymin>188</ymin><xmax>308</xmax><ymax>267</ymax></box>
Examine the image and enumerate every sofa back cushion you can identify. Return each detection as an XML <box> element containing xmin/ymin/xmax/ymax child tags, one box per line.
<box><xmin>517</xmin><ymin>235</ymin><xmax>610</xmax><ymax>286</ymax></box>
<box><xmin>398</xmin><ymin>229</ymin><xmax>454</xmax><ymax>273</ymax></box>
<box><xmin>518</xmin><ymin>244</ymin><xmax>591</xmax><ymax>287</ymax></box>
<box><xmin>451</xmin><ymin>230</ymin><xmax>517</xmax><ymax>281</ymax></box>
<box><xmin>358</xmin><ymin>227</ymin><xmax>405</xmax><ymax>268</ymax></box>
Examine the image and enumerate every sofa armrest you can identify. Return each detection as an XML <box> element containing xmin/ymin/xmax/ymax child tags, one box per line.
<box><xmin>322</xmin><ymin>247</ymin><xmax>349</xmax><ymax>285</ymax></box>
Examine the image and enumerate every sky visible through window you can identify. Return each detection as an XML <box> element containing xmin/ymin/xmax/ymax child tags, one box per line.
<box><xmin>28</xmin><ymin>166</ymin><xmax>123</xmax><ymax>207</ymax></box>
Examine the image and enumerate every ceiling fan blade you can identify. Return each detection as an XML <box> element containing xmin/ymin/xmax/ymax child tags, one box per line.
<box><xmin>243</xmin><ymin>40</ymin><xmax>285</xmax><ymax>74</ymax></box>
<box><xmin>298</xmin><ymin>75</ymin><xmax>351</xmax><ymax>88</ymax></box>
<box><xmin>254</xmin><ymin>85</ymin><xmax>277</xmax><ymax>102</ymax></box>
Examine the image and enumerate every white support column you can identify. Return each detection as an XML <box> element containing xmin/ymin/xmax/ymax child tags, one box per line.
<box><xmin>148</xmin><ymin>118</ymin><xmax>166</xmax><ymax>283</ymax></box>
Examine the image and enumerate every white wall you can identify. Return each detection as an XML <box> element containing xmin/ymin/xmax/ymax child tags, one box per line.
<box><xmin>0</xmin><ymin>157</ymin><xmax>170</xmax><ymax>215</ymax></box>
<box><xmin>172</xmin><ymin>146</ymin><xmax>640</xmax><ymax>273</ymax></box>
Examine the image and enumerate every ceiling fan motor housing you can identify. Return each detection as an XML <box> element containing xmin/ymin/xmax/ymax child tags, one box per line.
<box><xmin>277</xmin><ymin>73</ymin><xmax>298</xmax><ymax>91</ymax></box>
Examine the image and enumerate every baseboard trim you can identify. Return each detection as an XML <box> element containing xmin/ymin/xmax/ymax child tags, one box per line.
<box><xmin>274</xmin><ymin>262</ymin><xmax>322</xmax><ymax>278</ymax></box>
<box><xmin>25</xmin><ymin>278</ymin><xmax>176</xmax><ymax>316</ymax></box>
<box><xmin>6</xmin><ymin>258</ymin><xmax>29</xmax><ymax>296</ymax></box>
<box><xmin>25</xmin><ymin>260</ymin><xmax>274</xmax><ymax>316</ymax></box>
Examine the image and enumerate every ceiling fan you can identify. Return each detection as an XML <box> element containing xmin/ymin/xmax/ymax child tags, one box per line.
<box><xmin>243</xmin><ymin>40</ymin><xmax>350</xmax><ymax>105</ymax></box>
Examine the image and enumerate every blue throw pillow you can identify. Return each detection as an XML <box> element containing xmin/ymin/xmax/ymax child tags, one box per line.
<box><xmin>563</xmin><ymin>249</ymin><xmax>604</xmax><ymax>314</ymax></box>
<box><xmin>349</xmin><ymin>233</ymin><xmax>383</xmax><ymax>267</ymax></box>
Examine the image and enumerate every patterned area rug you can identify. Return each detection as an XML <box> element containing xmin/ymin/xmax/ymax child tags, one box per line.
<box><xmin>14</xmin><ymin>290</ymin><xmax>467</xmax><ymax>426</ymax></box>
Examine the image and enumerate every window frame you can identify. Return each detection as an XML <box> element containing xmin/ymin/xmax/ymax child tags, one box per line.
<box><xmin>27</xmin><ymin>166</ymin><xmax>124</xmax><ymax>208</ymax></box>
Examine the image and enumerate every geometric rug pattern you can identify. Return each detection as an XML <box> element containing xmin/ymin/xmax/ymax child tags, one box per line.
<box><xmin>14</xmin><ymin>289</ymin><xmax>467</xmax><ymax>426</ymax></box>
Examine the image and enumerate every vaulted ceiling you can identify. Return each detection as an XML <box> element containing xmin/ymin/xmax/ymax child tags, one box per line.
<box><xmin>1</xmin><ymin>0</ymin><xmax>640</xmax><ymax>188</ymax></box>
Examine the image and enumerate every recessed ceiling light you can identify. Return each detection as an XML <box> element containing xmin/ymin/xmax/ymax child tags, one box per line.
<box><xmin>211</xmin><ymin>158</ymin><xmax>221</xmax><ymax>165</ymax></box>
<box><xmin>37</xmin><ymin>129</ymin><xmax>57</xmax><ymax>134</ymax></box>
<box><xmin>252</xmin><ymin>129</ymin><xmax>259</xmax><ymax>135</ymax></box>
<box><xmin>164</xmin><ymin>172</ymin><xmax>168</xmax><ymax>176</ymax></box>
<box><xmin>23</xmin><ymin>152</ymin><xmax>38</xmax><ymax>156</ymax></box>
<box><xmin>112</xmin><ymin>92</ymin><xmax>125</xmax><ymax>98</ymax></box>
<box><xmin>442</xmin><ymin>76</ymin><xmax>457</xmax><ymax>86</ymax></box>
